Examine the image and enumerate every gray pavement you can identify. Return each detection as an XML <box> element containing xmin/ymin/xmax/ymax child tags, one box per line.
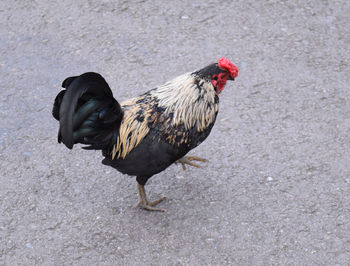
<box><xmin>1</xmin><ymin>0</ymin><xmax>350</xmax><ymax>265</ymax></box>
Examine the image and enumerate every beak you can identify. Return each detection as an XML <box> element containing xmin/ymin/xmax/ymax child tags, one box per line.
<box><xmin>227</xmin><ymin>76</ymin><xmax>235</xmax><ymax>81</ymax></box>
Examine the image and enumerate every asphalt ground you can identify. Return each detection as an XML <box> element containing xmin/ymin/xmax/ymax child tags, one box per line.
<box><xmin>1</xmin><ymin>0</ymin><xmax>350</xmax><ymax>265</ymax></box>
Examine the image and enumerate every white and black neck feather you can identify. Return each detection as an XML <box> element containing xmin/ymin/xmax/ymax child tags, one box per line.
<box><xmin>150</xmin><ymin>72</ymin><xmax>219</xmax><ymax>132</ymax></box>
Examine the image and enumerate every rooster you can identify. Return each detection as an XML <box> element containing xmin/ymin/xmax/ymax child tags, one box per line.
<box><xmin>52</xmin><ymin>58</ymin><xmax>238</xmax><ymax>212</ymax></box>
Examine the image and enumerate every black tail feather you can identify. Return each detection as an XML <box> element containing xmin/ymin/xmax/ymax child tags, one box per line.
<box><xmin>52</xmin><ymin>72</ymin><xmax>123</xmax><ymax>150</ymax></box>
<box><xmin>52</xmin><ymin>90</ymin><xmax>66</xmax><ymax>121</ymax></box>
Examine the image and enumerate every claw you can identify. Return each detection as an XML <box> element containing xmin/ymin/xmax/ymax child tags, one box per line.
<box><xmin>133</xmin><ymin>198</ymin><xmax>166</xmax><ymax>212</ymax></box>
<box><xmin>176</xmin><ymin>156</ymin><xmax>208</xmax><ymax>171</ymax></box>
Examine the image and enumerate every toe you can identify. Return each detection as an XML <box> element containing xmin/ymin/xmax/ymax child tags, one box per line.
<box><xmin>140</xmin><ymin>204</ymin><xmax>166</xmax><ymax>212</ymax></box>
<box><xmin>148</xmin><ymin>197</ymin><xmax>166</xmax><ymax>206</ymax></box>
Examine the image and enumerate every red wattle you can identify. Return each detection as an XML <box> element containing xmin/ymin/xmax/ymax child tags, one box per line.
<box><xmin>212</xmin><ymin>73</ymin><xmax>229</xmax><ymax>94</ymax></box>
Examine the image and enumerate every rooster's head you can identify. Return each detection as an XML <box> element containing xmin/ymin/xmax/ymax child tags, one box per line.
<box><xmin>194</xmin><ymin>57</ymin><xmax>238</xmax><ymax>95</ymax></box>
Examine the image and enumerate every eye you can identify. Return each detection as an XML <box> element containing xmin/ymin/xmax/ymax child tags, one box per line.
<box><xmin>213</xmin><ymin>76</ymin><xmax>218</xmax><ymax>80</ymax></box>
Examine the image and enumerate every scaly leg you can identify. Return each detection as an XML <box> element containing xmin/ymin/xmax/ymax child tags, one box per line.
<box><xmin>133</xmin><ymin>183</ymin><xmax>166</xmax><ymax>212</ymax></box>
<box><xmin>176</xmin><ymin>156</ymin><xmax>208</xmax><ymax>171</ymax></box>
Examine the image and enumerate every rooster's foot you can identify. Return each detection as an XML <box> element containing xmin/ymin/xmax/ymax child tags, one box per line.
<box><xmin>176</xmin><ymin>156</ymin><xmax>208</xmax><ymax>171</ymax></box>
<box><xmin>133</xmin><ymin>184</ymin><xmax>166</xmax><ymax>212</ymax></box>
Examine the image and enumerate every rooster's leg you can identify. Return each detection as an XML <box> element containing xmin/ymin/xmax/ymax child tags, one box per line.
<box><xmin>176</xmin><ymin>156</ymin><xmax>208</xmax><ymax>171</ymax></box>
<box><xmin>133</xmin><ymin>183</ymin><xmax>166</xmax><ymax>212</ymax></box>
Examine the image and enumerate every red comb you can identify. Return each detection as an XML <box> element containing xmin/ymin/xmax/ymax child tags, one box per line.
<box><xmin>218</xmin><ymin>57</ymin><xmax>238</xmax><ymax>78</ymax></box>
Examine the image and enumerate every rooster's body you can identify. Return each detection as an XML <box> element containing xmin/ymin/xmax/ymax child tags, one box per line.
<box><xmin>53</xmin><ymin>58</ymin><xmax>238</xmax><ymax>211</ymax></box>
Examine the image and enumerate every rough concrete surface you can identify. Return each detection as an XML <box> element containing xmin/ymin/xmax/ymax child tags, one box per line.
<box><xmin>1</xmin><ymin>0</ymin><xmax>350</xmax><ymax>265</ymax></box>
